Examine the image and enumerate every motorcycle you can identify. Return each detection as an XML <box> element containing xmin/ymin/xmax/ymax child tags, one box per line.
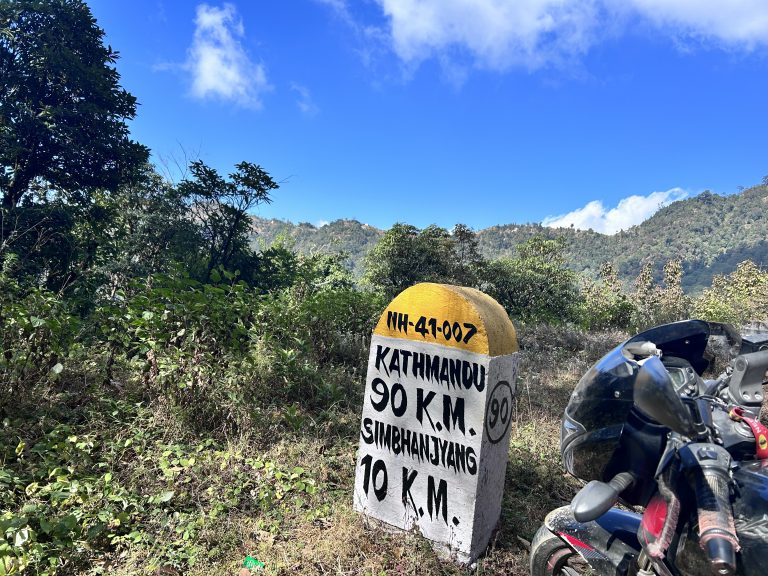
<box><xmin>530</xmin><ymin>320</ymin><xmax>768</xmax><ymax>576</ymax></box>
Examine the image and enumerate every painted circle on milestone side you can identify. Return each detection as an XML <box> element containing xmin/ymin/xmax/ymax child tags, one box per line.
<box><xmin>485</xmin><ymin>380</ymin><xmax>514</xmax><ymax>444</ymax></box>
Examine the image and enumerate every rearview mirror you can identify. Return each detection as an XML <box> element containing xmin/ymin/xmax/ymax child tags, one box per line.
<box><xmin>634</xmin><ymin>356</ymin><xmax>696</xmax><ymax>437</ymax></box>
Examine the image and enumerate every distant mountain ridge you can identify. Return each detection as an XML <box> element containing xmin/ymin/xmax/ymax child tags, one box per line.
<box><xmin>250</xmin><ymin>218</ymin><xmax>384</xmax><ymax>269</ymax></box>
<box><xmin>250</xmin><ymin>183</ymin><xmax>768</xmax><ymax>292</ymax></box>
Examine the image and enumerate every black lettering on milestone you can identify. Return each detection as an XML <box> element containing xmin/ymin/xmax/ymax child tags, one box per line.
<box><xmin>476</xmin><ymin>364</ymin><xmax>486</xmax><ymax>392</ymax></box>
<box><xmin>427</xmin><ymin>475</ymin><xmax>449</xmax><ymax>524</ymax></box>
<box><xmin>362</xmin><ymin>419</ymin><xmax>479</xmax><ymax>476</ymax></box>
<box><xmin>372</xmin><ymin>459</ymin><xmax>388</xmax><ymax>502</ymax></box>
<box><xmin>466</xmin><ymin>447</ymin><xmax>477</xmax><ymax>475</ymax></box>
<box><xmin>439</xmin><ymin>358</ymin><xmax>450</xmax><ymax>385</ymax></box>
<box><xmin>388</xmin><ymin>349</ymin><xmax>401</xmax><ymax>377</ymax></box>
<box><xmin>462</xmin><ymin>361</ymin><xmax>474</xmax><ymax>389</ymax></box>
<box><xmin>410</xmin><ymin>429</ymin><xmax>419</xmax><ymax>457</ymax></box>
<box><xmin>430</xmin><ymin>436</ymin><xmax>440</xmax><ymax>466</ymax></box>
<box><xmin>382</xmin><ymin>421</ymin><xmax>392</xmax><ymax>450</ymax></box>
<box><xmin>449</xmin><ymin>359</ymin><xmax>461</xmax><ymax>386</ymax></box>
<box><xmin>397</xmin><ymin>313</ymin><xmax>409</xmax><ymax>334</ymax></box>
<box><xmin>391</xmin><ymin>382</ymin><xmax>407</xmax><ymax>417</ymax></box>
<box><xmin>446</xmin><ymin>442</ymin><xmax>456</xmax><ymax>471</ymax></box>
<box><xmin>428</xmin><ymin>355</ymin><xmax>440</xmax><ymax>382</ymax></box>
<box><xmin>419</xmin><ymin>433</ymin><xmax>430</xmax><ymax>463</ymax></box>
<box><xmin>454</xmin><ymin>442</ymin><xmax>466</xmax><ymax>473</ymax></box>
<box><xmin>361</xmin><ymin>418</ymin><xmax>373</xmax><ymax>443</ymax></box>
<box><xmin>443</xmin><ymin>395</ymin><xmax>465</xmax><ymax>434</ymax></box>
<box><xmin>412</xmin><ymin>352</ymin><xmax>425</xmax><ymax>380</ymax></box>
<box><xmin>416</xmin><ymin>388</ymin><xmax>436</xmax><ymax>430</ymax></box>
<box><xmin>375</xmin><ymin>346</ymin><xmax>391</xmax><ymax>376</ymax></box>
<box><xmin>401</xmin><ymin>427</ymin><xmax>411</xmax><ymax>456</ymax></box>
<box><xmin>439</xmin><ymin>438</ymin><xmax>449</xmax><ymax>464</ymax></box>
<box><xmin>402</xmin><ymin>467</ymin><xmax>418</xmax><ymax>510</ymax></box>
<box><xmin>400</xmin><ymin>350</ymin><xmax>412</xmax><ymax>374</ymax></box>
<box><xmin>370</xmin><ymin>378</ymin><xmax>389</xmax><ymax>412</ymax></box>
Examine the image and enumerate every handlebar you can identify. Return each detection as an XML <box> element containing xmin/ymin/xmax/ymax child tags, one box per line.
<box><xmin>679</xmin><ymin>443</ymin><xmax>739</xmax><ymax>576</ymax></box>
<box><xmin>696</xmin><ymin>468</ymin><xmax>737</xmax><ymax>576</ymax></box>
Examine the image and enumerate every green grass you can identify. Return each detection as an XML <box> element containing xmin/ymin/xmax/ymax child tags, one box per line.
<box><xmin>1</xmin><ymin>325</ymin><xmax>626</xmax><ymax>576</ymax></box>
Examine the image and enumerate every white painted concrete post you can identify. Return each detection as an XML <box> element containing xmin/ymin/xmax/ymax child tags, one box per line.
<box><xmin>353</xmin><ymin>283</ymin><xmax>519</xmax><ymax>563</ymax></box>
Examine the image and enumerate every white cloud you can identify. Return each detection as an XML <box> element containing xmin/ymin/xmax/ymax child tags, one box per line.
<box><xmin>375</xmin><ymin>0</ymin><xmax>601</xmax><ymax>71</ymax></box>
<box><xmin>626</xmin><ymin>0</ymin><xmax>768</xmax><ymax>48</ymax></box>
<box><xmin>291</xmin><ymin>83</ymin><xmax>319</xmax><ymax>116</ymax></box>
<box><xmin>542</xmin><ymin>187</ymin><xmax>688</xmax><ymax>234</ymax></box>
<box><xmin>338</xmin><ymin>0</ymin><xmax>768</xmax><ymax>74</ymax></box>
<box><xmin>316</xmin><ymin>220</ymin><xmax>330</xmax><ymax>228</ymax></box>
<box><xmin>186</xmin><ymin>3</ymin><xmax>269</xmax><ymax>107</ymax></box>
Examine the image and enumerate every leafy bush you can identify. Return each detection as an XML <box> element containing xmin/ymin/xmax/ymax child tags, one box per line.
<box><xmin>362</xmin><ymin>223</ymin><xmax>485</xmax><ymax>298</ymax></box>
<box><xmin>87</xmin><ymin>270</ymin><xmax>381</xmax><ymax>436</ymax></box>
<box><xmin>0</xmin><ymin>271</ymin><xmax>80</xmax><ymax>410</ymax></box>
<box><xmin>576</xmin><ymin>262</ymin><xmax>634</xmax><ymax>330</ymax></box>
<box><xmin>692</xmin><ymin>260</ymin><xmax>768</xmax><ymax>324</ymax></box>
<box><xmin>629</xmin><ymin>259</ymin><xmax>690</xmax><ymax>331</ymax></box>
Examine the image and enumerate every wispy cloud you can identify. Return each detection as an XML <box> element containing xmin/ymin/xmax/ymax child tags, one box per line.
<box><xmin>315</xmin><ymin>0</ymin><xmax>392</xmax><ymax>75</ymax></box>
<box><xmin>542</xmin><ymin>187</ymin><xmax>688</xmax><ymax>234</ymax></box>
<box><xmin>185</xmin><ymin>3</ymin><xmax>270</xmax><ymax>108</ymax></box>
<box><xmin>322</xmin><ymin>1</ymin><xmax>768</xmax><ymax>77</ymax></box>
<box><xmin>627</xmin><ymin>0</ymin><xmax>768</xmax><ymax>48</ymax></box>
<box><xmin>153</xmin><ymin>1</ymin><xmax>168</xmax><ymax>24</ymax></box>
<box><xmin>291</xmin><ymin>83</ymin><xmax>319</xmax><ymax>116</ymax></box>
<box><xmin>314</xmin><ymin>0</ymin><xmax>357</xmax><ymax>28</ymax></box>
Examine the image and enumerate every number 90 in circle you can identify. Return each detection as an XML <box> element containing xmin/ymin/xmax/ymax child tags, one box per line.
<box><xmin>485</xmin><ymin>380</ymin><xmax>513</xmax><ymax>444</ymax></box>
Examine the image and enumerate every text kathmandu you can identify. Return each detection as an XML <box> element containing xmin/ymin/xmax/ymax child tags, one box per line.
<box><xmin>374</xmin><ymin>345</ymin><xmax>486</xmax><ymax>392</ymax></box>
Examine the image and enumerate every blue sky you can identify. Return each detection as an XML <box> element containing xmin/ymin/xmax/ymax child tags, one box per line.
<box><xmin>89</xmin><ymin>0</ymin><xmax>768</xmax><ymax>233</ymax></box>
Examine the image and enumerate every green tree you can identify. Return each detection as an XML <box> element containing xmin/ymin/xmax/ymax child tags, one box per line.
<box><xmin>629</xmin><ymin>259</ymin><xmax>689</xmax><ymax>331</ymax></box>
<box><xmin>451</xmin><ymin>223</ymin><xmax>485</xmax><ymax>286</ymax></box>
<box><xmin>0</xmin><ymin>0</ymin><xmax>148</xmax><ymax>208</ymax></box>
<box><xmin>693</xmin><ymin>260</ymin><xmax>768</xmax><ymax>324</ymax></box>
<box><xmin>86</xmin><ymin>166</ymin><xmax>201</xmax><ymax>295</ymax></box>
<box><xmin>481</xmin><ymin>236</ymin><xmax>578</xmax><ymax>324</ymax></box>
<box><xmin>362</xmin><ymin>223</ymin><xmax>457</xmax><ymax>297</ymax></box>
<box><xmin>177</xmin><ymin>160</ymin><xmax>278</xmax><ymax>283</ymax></box>
<box><xmin>577</xmin><ymin>261</ymin><xmax>634</xmax><ymax>330</ymax></box>
<box><xmin>0</xmin><ymin>164</ymin><xmax>199</xmax><ymax>297</ymax></box>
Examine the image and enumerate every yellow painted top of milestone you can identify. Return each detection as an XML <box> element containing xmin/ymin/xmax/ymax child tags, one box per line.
<box><xmin>373</xmin><ymin>283</ymin><xmax>518</xmax><ymax>356</ymax></box>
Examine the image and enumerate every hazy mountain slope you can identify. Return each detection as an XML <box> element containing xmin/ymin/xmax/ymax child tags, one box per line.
<box><xmin>480</xmin><ymin>183</ymin><xmax>768</xmax><ymax>290</ymax></box>
<box><xmin>251</xmin><ymin>218</ymin><xmax>383</xmax><ymax>274</ymax></box>
<box><xmin>250</xmin><ymin>183</ymin><xmax>768</xmax><ymax>290</ymax></box>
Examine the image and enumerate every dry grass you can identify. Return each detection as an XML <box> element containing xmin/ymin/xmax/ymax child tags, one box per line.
<box><xmin>82</xmin><ymin>323</ymin><xmax>768</xmax><ymax>576</ymax></box>
<box><xmin>15</xmin><ymin>313</ymin><xmax>768</xmax><ymax>575</ymax></box>
<box><xmin>170</xmin><ymin>325</ymin><xmax>627</xmax><ymax>576</ymax></box>
<box><xmin>8</xmin><ymin>324</ymin><xmax>624</xmax><ymax>576</ymax></box>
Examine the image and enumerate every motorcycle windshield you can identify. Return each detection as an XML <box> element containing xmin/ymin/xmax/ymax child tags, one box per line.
<box><xmin>626</xmin><ymin>319</ymin><xmax>711</xmax><ymax>375</ymax></box>
<box><xmin>561</xmin><ymin>320</ymin><xmax>711</xmax><ymax>481</ymax></box>
<box><xmin>568</xmin><ymin>319</ymin><xmax>711</xmax><ymax>431</ymax></box>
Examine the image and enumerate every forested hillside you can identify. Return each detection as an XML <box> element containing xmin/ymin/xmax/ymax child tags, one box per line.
<box><xmin>479</xmin><ymin>184</ymin><xmax>768</xmax><ymax>291</ymax></box>
<box><xmin>252</xmin><ymin>182</ymin><xmax>768</xmax><ymax>292</ymax></box>
<box><xmin>251</xmin><ymin>218</ymin><xmax>384</xmax><ymax>270</ymax></box>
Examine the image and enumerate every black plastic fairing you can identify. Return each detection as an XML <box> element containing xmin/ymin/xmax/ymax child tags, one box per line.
<box><xmin>544</xmin><ymin>505</ymin><xmax>641</xmax><ymax>576</ymax></box>
<box><xmin>603</xmin><ymin>409</ymin><xmax>668</xmax><ymax>506</ymax></box>
<box><xmin>561</xmin><ymin>321</ymin><xmax>711</xmax><ymax>485</ymax></box>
